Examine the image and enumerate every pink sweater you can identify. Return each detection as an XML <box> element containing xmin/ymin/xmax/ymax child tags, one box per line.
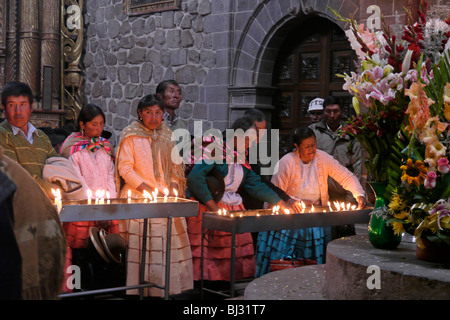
<box><xmin>68</xmin><ymin>148</ymin><xmax>117</xmax><ymax>198</ymax></box>
<box><xmin>271</xmin><ymin>150</ymin><xmax>365</xmax><ymax>206</ymax></box>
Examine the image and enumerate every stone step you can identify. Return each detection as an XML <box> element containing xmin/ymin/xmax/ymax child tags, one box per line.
<box><xmin>245</xmin><ymin>234</ymin><xmax>450</xmax><ymax>300</ymax></box>
<box><xmin>244</xmin><ymin>264</ymin><xmax>327</xmax><ymax>300</ymax></box>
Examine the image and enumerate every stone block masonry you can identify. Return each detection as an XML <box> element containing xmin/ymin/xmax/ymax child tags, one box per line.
<box><xmin>83</xmin><ymin>0</ymin><xmax>220</xmax><ymax>145</ymax></box>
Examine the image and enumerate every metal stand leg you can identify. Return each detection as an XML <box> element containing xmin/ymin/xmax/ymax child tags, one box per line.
<box><xmin>230</xmin><ymin>231</ymin><xmax>236</xmax><ymax>298</ymax></box>
<box><xmin>164</xmin><ymin>217</ymin><xmax>173</xmax><ymax>300</ymax></box>
<box><xmin>139</xmin><ymin>218</ymin><xmax>148</xmax><ymax>300</ymax></box>
<box><xmin>200</xmin><ymin>213</ymin><xmax>205</xmax><ymax>299</ymax></box>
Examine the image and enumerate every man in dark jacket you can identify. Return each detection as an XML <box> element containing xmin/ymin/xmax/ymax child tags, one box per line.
<box><xmin>0</xmin><ymin>157</ymin><xmax>22</xmax><ymax>299</ymax></box>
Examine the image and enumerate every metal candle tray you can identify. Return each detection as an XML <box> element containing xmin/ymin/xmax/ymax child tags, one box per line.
<box><xmin>202</xmin><ymin>207</ymin><xmax>373</xmax><ymax>234</ymax></box>
<box><xmin>59</xmin><ymin>197</ymin><xmax>199</xmax><ymax>222</ymax></box>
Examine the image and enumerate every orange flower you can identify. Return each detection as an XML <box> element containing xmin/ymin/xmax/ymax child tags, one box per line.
<box><xmin>400</xmin><ymin>159</ymin><xmax>428</xmax><ymax>186</ymax></box>
<box><xmin>404</xmin><ymin>82</ymin><xmax>434</xmax><ymax>133</ymax></box>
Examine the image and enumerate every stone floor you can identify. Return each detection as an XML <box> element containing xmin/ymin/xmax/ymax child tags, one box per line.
<box><xmin>63</xmin><ymin>224</ymin><xmax>370</xmax><ymax>301</ymax></box>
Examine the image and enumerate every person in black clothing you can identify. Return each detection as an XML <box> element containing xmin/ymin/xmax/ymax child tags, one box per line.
<box><xmin>238</xmin><ymin>109</ymin><xmax>296</xmax><ymax>247</ymax></box>
<box><xmin>239</xmin><ymin>109</ymin><xmax>294</xmax><ymax>210</ymax></box>
<box><xmin>0</xmin><ymin>158</ymin><xmax>22</xmax><ymax>299</ymax></box>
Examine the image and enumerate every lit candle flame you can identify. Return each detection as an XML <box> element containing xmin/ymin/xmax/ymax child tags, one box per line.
<box><xmin>351</xmin><ymin>205</ymin><xmax>356</xmax><ymax>210</ymax></box>
<box><xmin>218</xmin><ymin>209</ymin><xmax>222</xmax><ymax>215</ymax></box>
<box><xmin>51</xmin><ymin>188</ymin><xmax>61</xmax><ymax>200</ymax></box>
<box><xmin>51</xmin><ymin>188</ymin><xmax>62</xmax><ymax>212</ymax></box>
<box><xmin>311</xmin><ymin>205</ymin><xmax>315</xmax><ymax>213</ymax></box>
<box><xmin>106</xmin><ymin>191</ymin><xmax>111</xmax><ymax>204</ymax></box>
<box><xmin>143</xmin><ymin>190</ymin><xmax>151</xmax><ymax>203</ymax></box>
<box><xmin>334</xmin><ymin>201</ymin><xmax>340</xmax><ymax>211</ymax></box>
<box><xmin>128</xmin><ymin>189</ymin><xmax>132</xmax><ymax>203</ymax></box>
<box><xmin>173</xmin><ymin>188</ymin><xmax>178</xmax><ymax>199</ymax></box>
<box><xmin>284</xmin><ymin>209</ymin><xmax>290</xmax><ymax>215</ymax></box>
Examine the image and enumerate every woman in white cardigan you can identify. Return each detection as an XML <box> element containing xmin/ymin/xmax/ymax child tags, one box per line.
<box><xmin>255</xmin><ymin>127</ymin><xmax>366</xmax><ymax>277</ymax></box>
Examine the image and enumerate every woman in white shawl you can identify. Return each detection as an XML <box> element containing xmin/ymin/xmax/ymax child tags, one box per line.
<box><xmin>255</xmin><ymin>127</ymin><xmax>366</xmax><ymax>277</ymax></box>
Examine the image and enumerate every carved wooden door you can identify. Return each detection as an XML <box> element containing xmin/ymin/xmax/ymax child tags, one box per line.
<box><xmin>272</xmin><ymin>17</ymin><xmax>355</xmax><ymax>155</ymax></box>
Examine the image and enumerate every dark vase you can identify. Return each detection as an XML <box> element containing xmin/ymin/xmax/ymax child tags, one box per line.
<box><xmin>416</xmin><ymin>236</ymin><xmax>450</xmax><ymax>263</ymax></box>
<box><xmin>367</xmin><ymin>181</ymin><xmax>402</xmax><ymax>249</ymax></box>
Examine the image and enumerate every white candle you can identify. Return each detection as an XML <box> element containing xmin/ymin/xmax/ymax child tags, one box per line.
<box><xmin>95</xmin><ymin>189</ymin><xmax>101</xmax><ymax>204</ymax></box>
<box><xmin>143</xmin><ymin>190</ymin><xmax>151</xmax><ymax>203</ymax></box>
<box><xmin>128</xmin><ymin>189</ymin><xmax>131</xmax><ymax>203</ymax></box>
<box><xmin>106</xmin><ymin>191</ymin><xmax>110</xmax><ymax>204</ymax></box>
<box><xmin>98</xmin><ymin>190</ymin><xmax>105</xmax><ymax>205</ymax></box>
<box><xmin>87</xmin><ymin>189</ymin><xmax>92</xmax><ymax>204</ymax></box>
<box><xmin>51</xmin><ymin>188</ymin><xmax>62</xmax><ymax>213</ymax></box>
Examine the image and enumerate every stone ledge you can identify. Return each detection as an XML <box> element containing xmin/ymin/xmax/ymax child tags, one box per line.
<box><xmin>244</xmin><ymin>264</ymin><xmax>327</xmax><ymax>300</ymax></box>
<box><xmin>245</xmin><ymin>235</ymin><xmax>450</xmax><ymax>300</ymax></box>
<box><xmin>324</xmin><ymin>235</ymin><xmax>450</xmax><ymax>300</ymax></box>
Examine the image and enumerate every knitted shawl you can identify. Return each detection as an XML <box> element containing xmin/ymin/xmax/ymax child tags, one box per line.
<box><xmin>115</xmin><ymin>120</ymin><xmax>186</xmax><ymax>196</ymax></box>
<box><xmin>60</xmin><ymin>131</ymin><xmax>114</xmax><ymax>159</ymax></box>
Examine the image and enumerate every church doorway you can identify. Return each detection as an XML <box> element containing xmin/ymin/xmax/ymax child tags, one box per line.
<box><xmin>271</xmin><ymin>16</ymin><xmax>356</xmax><ymax>155</ymax></box>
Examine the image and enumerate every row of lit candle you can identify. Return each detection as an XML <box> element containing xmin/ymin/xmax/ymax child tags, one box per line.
<box><xmin>142</xmin><ymin>188</ymin><xmax>178</xmax><ymax>203</ymax></box>
<box><xmin>214</xmin><ymin>201</ymin><xmax>358</xmax><ymax>217</ymax></box>
<box><xmin>51</xmin><ymin>187</ymin><xmax>180</xmax><ymax>212</ymax></box>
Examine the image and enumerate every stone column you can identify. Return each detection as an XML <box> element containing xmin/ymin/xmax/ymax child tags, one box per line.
<box><xmin>0</xmin><ymin>0</ymin><xmax>7</xmax><ymax>91</ymax></box>
<box><xmin>18</xmin><ymin>0</ymin><xmax>41</xmax><ymax>98</ymax></box>
<box><xmin>41</xmin><ymin>0</ymin><xmax>61</xmax><ymax>110</ymax></box>
<box><xmin>5</xmin><ymin>0</ymin><xmax>18</xmax><ymax>83</ymax></box>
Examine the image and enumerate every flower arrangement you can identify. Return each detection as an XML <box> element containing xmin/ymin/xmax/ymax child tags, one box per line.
<box><xmin>334</xmin><ymin>1</ymin><xmax>450</xmax><ymax>251</ymax></box>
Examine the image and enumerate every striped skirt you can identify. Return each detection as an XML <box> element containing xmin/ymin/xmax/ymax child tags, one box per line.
<box><xmin>187</xmin><ymin>201</ymin><xmax>255</xmax><ymax>281</ymax></box>
<box><xmin>255</xmin><ymin>226</ymin><xmax>332</xmax><ymax>277</ymax></box>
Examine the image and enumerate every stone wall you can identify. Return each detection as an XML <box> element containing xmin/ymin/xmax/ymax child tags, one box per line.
<box><xmin>83</xmin><ymin>0</ymin><xmax>221</xmax><ymax>144</ymax></box>
<box><xmin>81</xmin><ymin>0</ymin><xmax>447</xmax><ymax>144</ymax></box>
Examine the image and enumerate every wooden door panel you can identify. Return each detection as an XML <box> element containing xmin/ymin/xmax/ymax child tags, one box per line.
<box><xmin>272</xmin><ymin>17</ymin><xmax>355</xmax><ymax>156</ymax></box>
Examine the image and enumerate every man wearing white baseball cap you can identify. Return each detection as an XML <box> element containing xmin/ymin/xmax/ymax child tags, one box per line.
<box><xmin>307</xmin><ymin>97</ymin><xmax>324</xmax><ymax>123</ymax></box>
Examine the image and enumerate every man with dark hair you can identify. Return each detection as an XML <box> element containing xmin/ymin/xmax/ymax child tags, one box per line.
<box><xmin>0</xmin><ymin>81</ymin><xmax>60</xmax><ymax>198</ymax></box>
<box><xmin>244</xmin><ymin>109</ymin><xmax>266</xmax><ymax>144</ymax></box>
<box><xmin>156</xmin><ymin>80</ymin><xmax>188</xmax><ymax>131</ymax></box>
<box><xmin>238</xmin><ymin>109</ymin><xmax>293</xmax><ymax>209</ymax></box>
<box><xmin>309</xmin><ymin>96</ymin><xmax>362</xmax><ymax>193</ymax></box>
<box><xmin>309</xmin><ymin>96</ymin><xmax>363</xmax><ymax>238</ymax></box>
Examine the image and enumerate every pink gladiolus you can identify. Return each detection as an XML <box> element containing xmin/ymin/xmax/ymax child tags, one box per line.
<box><xmin>424</xmin><ymin>171</ymin><xmax>437</xmax><ymax>189</ymax></box>
<box><xmin>437</xmin><ymin>158</ymin><xmax>450</xmax><ymax>174</ymax></box>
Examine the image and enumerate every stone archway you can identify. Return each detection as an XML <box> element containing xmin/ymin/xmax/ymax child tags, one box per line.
<box><xmin>228</xmin><ymin>0</ymin><xmax>359</xmax><ymax>123</ymax></box>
